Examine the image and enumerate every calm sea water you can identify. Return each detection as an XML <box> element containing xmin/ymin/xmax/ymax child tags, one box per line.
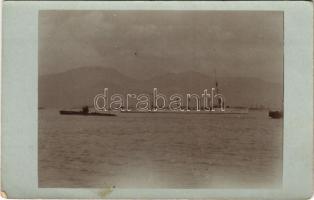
<box><xmin>38</xmin><ymin>109</ymin><xmax>282</xmax><ymax>188</ymax></box>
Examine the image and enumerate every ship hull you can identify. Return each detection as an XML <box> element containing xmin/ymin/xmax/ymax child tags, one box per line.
<box><xmin>59</xmin><ymin>110</ymin><xmax>116</xmax><ymax>116</ymax></box>
<box><xmin>121</xmin><ymin>108</ymin><xmax>248</xmax><ymax>114</ymax></box>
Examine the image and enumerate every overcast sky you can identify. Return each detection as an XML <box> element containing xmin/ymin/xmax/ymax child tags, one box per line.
<box><xmin>39</xmin><ymin>11</ymin><xmax>283</xmax><ymax>82</ymax></box>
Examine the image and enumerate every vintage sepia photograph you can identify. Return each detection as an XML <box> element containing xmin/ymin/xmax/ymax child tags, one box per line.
<box><xmin>38</xmin><ymin>11</ymin><xmax>283</xmax><ymax>188</ymax></box>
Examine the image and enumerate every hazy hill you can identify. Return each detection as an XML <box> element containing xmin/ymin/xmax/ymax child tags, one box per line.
<box><xmin>39</xmin><ymin>67</ymin><xmax>143</xmax><ymax>108</ymax></box>
<box><xmin>39</xmin><ymin>67</ymin><xmax>283</xmax><ymax>109</ymax></box>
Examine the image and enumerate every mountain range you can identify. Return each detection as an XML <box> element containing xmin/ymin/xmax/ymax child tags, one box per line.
<box><xmin>39</xmin><ymin>67</ymin><xmax>283</xmax><ymax>109</ymax></box>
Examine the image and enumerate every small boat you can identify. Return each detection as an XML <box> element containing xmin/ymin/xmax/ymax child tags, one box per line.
<box><xmin>60</xmin><ymin>106</ymin><xmax>116</xmax><ymax>116</ymax></box>
<box><xmin>268</xmin><ymin>110</ymin><xmax>283</xmax><ymax>119</ymax></box>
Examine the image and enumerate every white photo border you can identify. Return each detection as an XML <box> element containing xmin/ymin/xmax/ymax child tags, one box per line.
<box><xmin>2</xmin><ymin>1</ymin><xmax>313</xmax><ymax>199</ymax></box>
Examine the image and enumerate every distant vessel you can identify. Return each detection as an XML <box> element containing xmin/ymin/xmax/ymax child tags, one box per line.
<box><xmin>122</xmin><ymin>70</ymin><xmax>249</xmax><ymax>114</ymax></box>
<box><xmin>60</xmin><ymin>106</ymin><xmax>116</xmax><ymax>116</ymax></box>
<box><xmin>268</xmin><ymin>110</ymin><xmax>283</xmax><ymax>119</ymax></box>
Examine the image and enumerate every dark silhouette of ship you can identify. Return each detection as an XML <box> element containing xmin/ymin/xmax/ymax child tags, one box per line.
<box><xmin>268</xmin><ymin>110</ymin><xmax>283</xmax><ymax>119</ymax></box>
<box><xmin>60</xmin><ymin>106</ymin><xmax>116</xmax><ymax>116</ymax></box>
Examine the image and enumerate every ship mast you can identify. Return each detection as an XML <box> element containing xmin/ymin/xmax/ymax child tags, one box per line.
<box><xmin>214</xmin><ymin>68</ymin><xmax>222</xmax><ymax>108</ymax></box>
<box><xmin>214</xmin><ymin>68</ymin><xmax>218</xmax><ymax>94</ymax></box>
